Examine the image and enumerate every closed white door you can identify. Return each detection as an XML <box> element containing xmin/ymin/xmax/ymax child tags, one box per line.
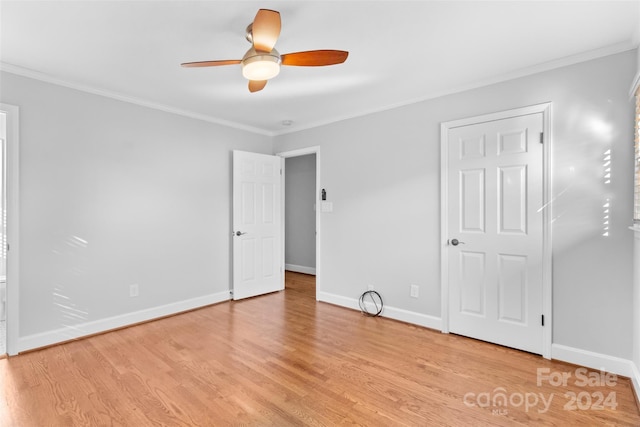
<box><xmin>232</xmin><ymin>150</ymin><xmax>283</xmax><ymax>300</ymax></box>
<box><xmin>447</xmin><ymin>113</ymin><xmax>544</xmax><ymax>354</ymax></box>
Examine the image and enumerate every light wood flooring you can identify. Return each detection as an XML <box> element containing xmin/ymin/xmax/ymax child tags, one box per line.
<box><xmin>1</xmin><ymin>271</ymin><xmax>639</xmax><ymax>426</ymax></box>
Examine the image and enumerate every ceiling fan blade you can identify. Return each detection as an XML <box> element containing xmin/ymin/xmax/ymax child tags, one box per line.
<box><xmin>248</xmin><ymin>80</ymin><xmax>267</xmax><ymax>93</ymax></box>
<box><xmin>251</xmin><ymin>9</ymin><xmax>281</xmax><ymax>52</ymax></box>
<box><xmin>281</xmin><ymin>50</ymin><xmax>349</xmax><ymax>66</ymax></box>
<box><xmin>181</xmin><ymin>59</ymin><xmax>241</xmax><ymax>68</ymax></box>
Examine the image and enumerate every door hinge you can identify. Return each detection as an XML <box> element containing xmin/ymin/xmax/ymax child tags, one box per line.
<box><xmin>539</xmin><ymin>132</ymin><xmax>544</xmax><ymax>144</ymax></box>
<box><xmin>541</xmin><ymin>314</ymin><xmax>545</xmax><ymax>326</ymax></box>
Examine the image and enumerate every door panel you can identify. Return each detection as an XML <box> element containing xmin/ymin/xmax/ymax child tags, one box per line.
<box><xmin>460</xmin><ymin>251</ymin><xmax>485</xmax><ymax>316</ymax></box>
<box><xmin>461</xmin><ymin>169</ymin><xmax>485</xmax><ymax>232</ymax></box>
<box><xmin>498</xmin><ymin>129</ymin><xmax>528</xmax><ymax>155</ymax></box>
<box><xmin>499</xmin><ymin>165</ymin><xmax>527</xmax><ymax>234</ymax></box>
<box><xmin>497</xmin><ymin>254</ymin><xmax>527</xmax><ymax>323</ymax></box>
<box><xmin>448</xmin><ymin>113</ymin><xmax>543</xmax><ymax>354</ymax></box>
<box><xmin>233</xmin><ymin>151</ymin><xmax>283</xmax><ymax>300</ymax></box>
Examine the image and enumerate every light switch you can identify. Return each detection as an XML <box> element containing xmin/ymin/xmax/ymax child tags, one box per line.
<box><xmin>321</xmin><ymin>202</ymin><xmax>333</xmax><ymax>212</ymax></box>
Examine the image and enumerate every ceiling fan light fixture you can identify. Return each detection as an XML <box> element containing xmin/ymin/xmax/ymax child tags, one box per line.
<box><xmin>242</xmin><ymin>49</ymin><xmax>281</xmax><ymax>81</ymax></box>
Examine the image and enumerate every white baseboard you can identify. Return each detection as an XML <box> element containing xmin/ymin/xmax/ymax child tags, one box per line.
<box><xmin>285</xmin><ymin>264</ymin><xmax>316</xmax><ymax>275</ymax></box>
<box><xmin>551</xmin><ymin>344</ymin><xmax>635</xmax><ymax>378</ymax></box>
<box><xmin>317</xmin><ymin>291</ymin><xmax>442</xmax><ymax>331</ymax></box>
<box><xmin>551</xmin><ymin>344</ymin><xmax>640</xmax><ymax>405</ymax></box>
<box><xmin>631</xmin><ymin>363</ymin><xmax>640</xmax><ymax>404</ymax></box>
<box><xmin>17</xmin><ymin>291</ymin><xmax>231</xmax><ymax>353</ymax></box>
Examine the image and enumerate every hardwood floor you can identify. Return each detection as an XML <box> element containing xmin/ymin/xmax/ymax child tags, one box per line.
<box><xmin>1</xmin><ymin>271</ymin><xmax>639</xmax><ymax>426</ymax></box>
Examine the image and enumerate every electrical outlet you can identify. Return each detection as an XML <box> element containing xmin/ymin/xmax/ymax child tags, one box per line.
<box><xmin>410</xmin><ymin>285</ymin><xmax>419</xmax><ymax>298</ymax></box>
<box><xmin>367</xmin><ymin>284</ymin><xmax>374</xmax><ymax>291</ymax></box>
<box><xmin>129</xmin><ymin>283</ymin><xmax>139</xmax><ymax>297</ymax></box>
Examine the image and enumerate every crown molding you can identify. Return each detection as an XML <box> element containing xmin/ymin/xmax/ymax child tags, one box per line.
<box><xmin>274</xmin><ymin>41</ymin><xmax>637</xmax><ymax>136</ymax></box>
<box><xmin>0</xmin><ymin>62</ymin><xmax>274</xmax><ymax>136</ymax></box>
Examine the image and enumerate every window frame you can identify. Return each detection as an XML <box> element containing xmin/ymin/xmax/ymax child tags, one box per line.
<box><xmin>634</xmin><ymin>86</ymin><xmax>640</xmax><ymax>221</ymax></box>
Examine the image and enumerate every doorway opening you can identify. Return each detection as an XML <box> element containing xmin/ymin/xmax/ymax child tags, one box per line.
<box><xmin>284</xmin><ymin>153</ymin><xmax>316</xmax><ymax>298</ymax></box>
<box><xmin>278</xmin><ymin>147</ymin><xmax>321</xmax><ymax>299</ymax></box>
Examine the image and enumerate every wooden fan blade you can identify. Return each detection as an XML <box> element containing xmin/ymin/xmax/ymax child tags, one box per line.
<box><xmin>181</xmin><ymin>59</ymin><xmax>241</xmax><ymax>68</ymax></box>
<box><xmin>252</xmin><ymin>9</ymin><xmax>281</xmax><ymax>52</ymax></box>
<box><xmin>281</xmin><ymin>50</ymin><xmax>349</xmax><ymax>66</ymax></box>
<box><xmin>248</xmin><ymin>80</ymin><xmax>267</xmax><ymax>93</ymax></box>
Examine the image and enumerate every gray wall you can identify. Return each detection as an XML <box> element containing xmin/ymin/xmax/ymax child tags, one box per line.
<box><xmin>285</xmin><ymin>154</ymin><xmax>316</xmax><ymax>272</ymax></box>
<box><xmin>1</xmin><ymin>71</ymin><xmax>272</xmax><ymax>348</ymax></box>
<box><xmin>274</xmin><ymin>50</ymin><xmax>637</xmax><ymax>359</ymax></box>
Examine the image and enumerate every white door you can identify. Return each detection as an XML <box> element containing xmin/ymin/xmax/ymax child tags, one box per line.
<box><xmin>447</xmin><ymin>113</ymin><xmax>544</xmax><ymax>354</ymax></box>
<box><xmin>232</xmin><ymin>150</ymin><xmax>283</xmax><ymax>300</ymax></box>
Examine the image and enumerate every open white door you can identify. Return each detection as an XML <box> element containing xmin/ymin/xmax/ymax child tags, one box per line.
<box><xmin>232</xmin><ymin>150</ymin><xmax>283</xmax><ymax>300</ymax></box>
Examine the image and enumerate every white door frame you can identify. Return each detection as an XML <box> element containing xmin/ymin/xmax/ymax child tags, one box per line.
<box><xmin>276</xmin><ymin>146</ymin><xmax>321</xmax><ymax>299</ymax></box>
<box><xmin>0</xmin><ymin>103</ymin><xmax>20</xmax><ymax>356</ymax></box>
<box><xmin>440</xmin><ymin>103</ymin><xmax>552</xmax><ymax>359</ymax></box>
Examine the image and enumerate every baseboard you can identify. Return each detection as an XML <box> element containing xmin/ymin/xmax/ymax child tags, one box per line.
<box><xmin>631</xmin><ymin>362</ymin><xmax>640</xmax><ymax>408</ymax></box>
<box><xmin>551</xmin><ymin>344</ymin><xmax>640</xmax><ymax>407</ymax></box>
<box><xmin>317</xmin><ymin>291</ymin><xmax>442</xmax><ymax>331</ymax></box>
<box><xmin>285</xmin><ymin>264</ymin><xmax>316</xmax><ymax>275</ymax></box>
<box><xmin>551</xmin><ymin>344</ymin><xmax>635</xmax><ymax>378</ymax></box>
<box><xmin>17</xmin><ymin>291</ymin><xmax>231</xmax><ymax>353</ymax></box>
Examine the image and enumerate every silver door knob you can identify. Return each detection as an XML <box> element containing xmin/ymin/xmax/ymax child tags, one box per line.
<box><xmin>450</xmin><ymin>238</ymin><xmax>465</xmax><ymax>246</ymax></box>
<box><xmin>235</xmin><ymin>231</ymin><xmax>247</xmax><ymax>236</ymax></box>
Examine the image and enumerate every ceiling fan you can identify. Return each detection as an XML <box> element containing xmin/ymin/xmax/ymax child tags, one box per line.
<box><xmin>181</xmin><ymin>9</ymin><xmax>349</xmax><ymax>93</ymax></box>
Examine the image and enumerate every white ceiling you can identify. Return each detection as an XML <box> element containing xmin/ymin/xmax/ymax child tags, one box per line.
<box><xmin>1</xmin><ymin>1</ymin><xmax>639</xmax><ymax>135</ymax></box>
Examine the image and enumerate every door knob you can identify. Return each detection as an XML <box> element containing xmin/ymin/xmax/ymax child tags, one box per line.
<box><xmin>235</xmin><ymin>231</ymin><xmax>247</xmax><ymax>236</ymax></box>
<box><xmin>450</xmin><ymin>238</ymin><xmax>465</xmax><ymax>246</ymax></box>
